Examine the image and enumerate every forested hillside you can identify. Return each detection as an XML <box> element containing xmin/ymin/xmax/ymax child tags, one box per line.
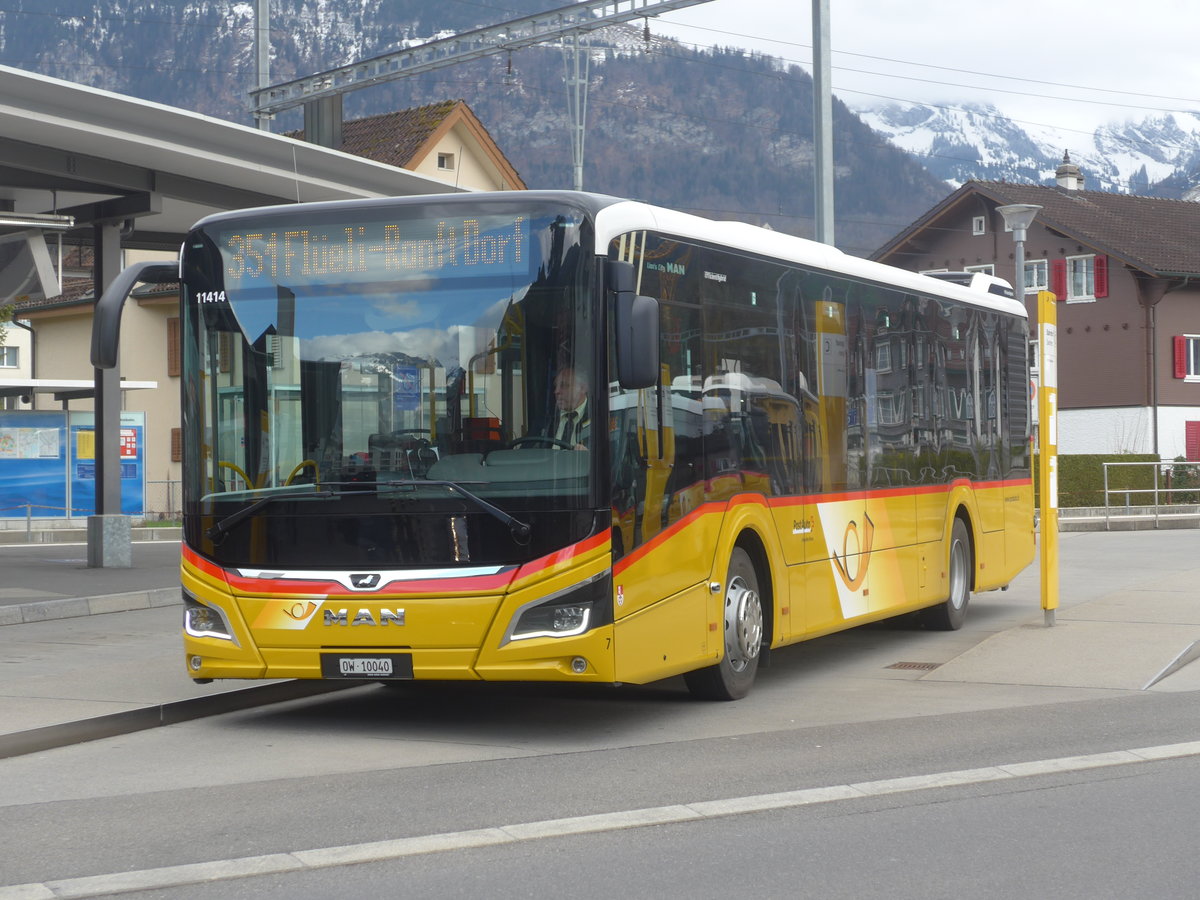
<box><xmin>0</xmin><ymin>0</ymin><xmax>952</xmax><ymax>253</ymax></box>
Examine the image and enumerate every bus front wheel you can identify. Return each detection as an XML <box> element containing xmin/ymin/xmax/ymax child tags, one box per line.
<box><xmin>685</xmin><ymin>547</ymin><xmax>763</xmax><ymax>701</ymax></box>
<box><xmin>921</xmin><ymin>518</ymin><xmax>971</xmax><ymax>631</ymax></box>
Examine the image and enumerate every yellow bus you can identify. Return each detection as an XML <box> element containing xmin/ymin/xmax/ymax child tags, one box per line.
<box><xmin>176</xmin><ymin>191</ymin><xmax>1034</xmax><ymax>700</ymax></box>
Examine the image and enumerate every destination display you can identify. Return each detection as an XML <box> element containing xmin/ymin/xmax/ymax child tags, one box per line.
<box><xmin>218</xmin><ymin>214</ymin><xmax>532</xmax><ymax>286</ymax></box>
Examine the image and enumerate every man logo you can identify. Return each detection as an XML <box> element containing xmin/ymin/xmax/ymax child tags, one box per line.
<box><xmin>324</xmin><ymin>608</ymin><xmax>405</xmax><ymax>626</ymax></box>
<box><xmin>350</xmin><ymin>573</ymin><xmax>381</xmax><ymax>589</ymax></box>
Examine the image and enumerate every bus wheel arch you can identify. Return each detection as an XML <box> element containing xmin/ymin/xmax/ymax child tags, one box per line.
<box><xmin>921</xmin><ymin>510</ymin><xmax>973</xmax><ymax>631</ymax></box>
<box><xmin>684</xmin><ymin>534</ymin><xmax>771</xmax><ymax>701</ymax></box>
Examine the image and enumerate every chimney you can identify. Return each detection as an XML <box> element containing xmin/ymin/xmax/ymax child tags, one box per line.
<box><xmin>1056</xmin><ymin>151</ymin><xmax>1084</xmax><ymax>190</ymax></box>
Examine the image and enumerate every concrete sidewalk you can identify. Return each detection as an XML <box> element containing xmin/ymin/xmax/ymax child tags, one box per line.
<box><xmin>0</xmin><ymin>607</ymin><xmax>353</xmax><ymax>759</ymax></box>
<box><xmin>0</xmin><ymin>538</ymin><xmax>183</xmax><ymax>626</ymax></box>
<box><xmin>1</xmin><ymin>530</ymin><xmax>1198</xmax><ymax>761</ymax></box>
<box><xmin>0</xmin><ymin>536</ymin><xmax>353</xmax><ymax>758</ymax></box>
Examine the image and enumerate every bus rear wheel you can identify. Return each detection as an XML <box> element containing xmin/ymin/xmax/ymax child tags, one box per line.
<box><xmin>685</xmin><ymin>547</ymin><xmax>763</xmax><ymax>701</ymax></box>
<box><xmin>921</xmin><ymin>518</ymin><xmax>971</xmax><ymax>631</ymax></box>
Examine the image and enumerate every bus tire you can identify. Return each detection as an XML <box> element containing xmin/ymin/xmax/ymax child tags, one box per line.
<box><xmin>921</xmin><ymin>518</ymin><xmax>971</xmax><ymax>631</ymax></box>
<box><xmin>684</xmin><ymin>547</ymin><xmax>763</xmax><ymax>701</ymax></box>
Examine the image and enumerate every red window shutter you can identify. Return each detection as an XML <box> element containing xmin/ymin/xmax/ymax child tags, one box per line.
<box><xmin>166</xmin><ymin>317</ymin><xmax>181</xmax><ymax>377</ymax></box>
<box><xmin>1186</xmin><ymin>421</ymin><xmax>1200</xmax><ymax>461</ymax></box>
<box><xmin>1093</xmin><ymin>255</ymin><xmax>1108</xmax><ymax>298</ymax></box>
<box><xmin>1050</xmin><ymin>258</ymin><xmax>1067</xmax><ymax>300</ymax></box>
<box><xmin>1175</xmin><ymin>336</ymin><xmax>1188</xmax><ymax>379</ymax></box>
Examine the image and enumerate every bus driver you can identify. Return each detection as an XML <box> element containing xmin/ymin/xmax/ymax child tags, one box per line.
<box><xmin>550</xmin><ymin>366</ymin><xmax>589</xmax><ymax>450</ymax></box>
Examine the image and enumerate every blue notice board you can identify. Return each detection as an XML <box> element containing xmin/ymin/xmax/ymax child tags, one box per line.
<box><xmin>68</xmin><ymin>412</ymin><xmax>146</xmax><ymax>516</ymax></box>
<box><xmin>0</xmin><ymin>410</ymin><xmax>68</xmax><ymax>518</ymax></box>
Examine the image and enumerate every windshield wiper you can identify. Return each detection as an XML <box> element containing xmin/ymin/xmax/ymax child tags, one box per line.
<box><xmin>205</xmin><ymin>479</ymin><xmax>532</xmax><ymax>546</ymax></box>
<box><xmin>376</xmin><ymin>479</ymin><xmax>531</xmax><ymax>544</ymax></box>
<box><xmin>205</xmin><ymin>489</ymin><xmax>336</xmax><ymax>543</ymax></box>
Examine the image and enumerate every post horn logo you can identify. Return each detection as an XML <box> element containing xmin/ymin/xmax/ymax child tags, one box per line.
<box><xmin>831</xmin><ymin>511</ymin><xmax>875</xmax><ymax>591</ymax></box>
<box><xmin>280</xmin><ymin>601</ymin><xmax>319</xmax><ymax>621</ymax></box>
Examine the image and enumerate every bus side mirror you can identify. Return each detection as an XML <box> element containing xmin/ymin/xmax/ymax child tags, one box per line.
<box><xmin>91</xmin><ymin>261</ymin><xmax>179</xmax><ymax>369</ymax></box>
<box><xmin>611</xmin><ymin>261</ymin><xmax>659</xmax><ymax>390</ymax></box>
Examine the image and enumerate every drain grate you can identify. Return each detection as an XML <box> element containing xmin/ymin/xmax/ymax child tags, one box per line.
<box><xmin>885</xmin><ymin>661</ymin><xmax>941</xmax><ymax>671</ymax></box>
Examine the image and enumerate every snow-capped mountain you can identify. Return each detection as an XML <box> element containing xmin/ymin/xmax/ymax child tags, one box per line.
<box><xmin>856</xmin><ymin>101</ymin><xmax>1200</xmax><ymax>196</ymax></box>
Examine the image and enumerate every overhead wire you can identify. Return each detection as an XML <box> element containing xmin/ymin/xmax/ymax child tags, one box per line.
<box><xmin>656</xmin><ymin>16</ymin><xmax>1200</xmax><ymax>106</ymax></box>
<box><xmin>1</xmin><ymin>5</ymin><xmax>1193</xmax><ymax>203</ymax></box>
<box><xmin>4</xmin><ymin>3</ymin><xmax>1198</xmax><ymax>145</ymax></box>
<box><xmin>5</xmin><ymin>3</ymin><xmax>1199</xmax><ymax>118</ymax></box>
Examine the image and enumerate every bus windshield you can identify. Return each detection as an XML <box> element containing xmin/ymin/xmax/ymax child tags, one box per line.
<box><xmin>180</xmin><ymin>198</ymin><xmax>598</xmax><ymax>568</ymax></box>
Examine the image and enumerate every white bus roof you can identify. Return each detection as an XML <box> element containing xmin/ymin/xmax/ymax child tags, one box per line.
<box><xmin>593</xmin><ymin>199</ymin><xmax>1027</xmax><ymax>320</ymax></box>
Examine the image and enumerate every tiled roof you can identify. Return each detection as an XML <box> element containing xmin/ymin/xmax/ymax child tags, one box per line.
<box><xmin>884</xmin><ymin>181</ymin><xmax>1200</xmax><ymax>277</ymax></box>
<box><xmin>11</xmin><ymin>245</ymin><xmax>181</xmax><ymax>314</ymax></box>
<box><xmin>286</xmin><ymin>99</ymin><xmax>462</xmax><ymax>168</ymax></box>
<box><xmin>11</xmin><ymin>245</ymin><xmax>94</xmax><ymax>313</ymax></box>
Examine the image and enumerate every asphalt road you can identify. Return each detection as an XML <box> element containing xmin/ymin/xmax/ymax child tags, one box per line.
<box><xmin>3</xmin><ymin>529</ymin><xmax>1200</xmax><ymax>897</ymax></box>
<box><xmin>103</xmin><ymin>752</ymin><xmax>1200</xmax><ymax>900</ymax></box>
<box><xmin>3</xmin><ymin>690</ymin><xmax>1200</xmax><ymax>898</ymax></box>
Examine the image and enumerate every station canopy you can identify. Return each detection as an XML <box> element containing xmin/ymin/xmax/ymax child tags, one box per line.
<box><xmin>0</xmin><ymin>64</ymin><xmax>460</xmax><ymax>300</ymax></box>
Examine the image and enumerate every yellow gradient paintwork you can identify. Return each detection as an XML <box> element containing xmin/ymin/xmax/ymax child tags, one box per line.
<box><xmin>183</xmin><ymin>477</ymin><xmax>1034</xmax><ymax>687</ymax></box>
<box><xmin>181</xmin><ymin>529</ymin><xmax>619</xmax><ymax>684</ymax></box>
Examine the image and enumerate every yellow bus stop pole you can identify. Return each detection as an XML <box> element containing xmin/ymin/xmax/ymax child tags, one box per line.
<box><xmin>1037</xmin><ymin>290</ymin><xmax>1059</xmax><ymax>625</ymax></box>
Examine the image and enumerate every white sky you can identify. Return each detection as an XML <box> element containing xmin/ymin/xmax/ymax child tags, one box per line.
<box><xmin>653</xmin><ymin>0</ymin><xmax>1200</xmax><ymax>134</ymax></box>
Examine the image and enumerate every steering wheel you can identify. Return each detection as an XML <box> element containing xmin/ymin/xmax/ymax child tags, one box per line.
<box><xmin>509</xmin><ymin>436</ymin><xmax>574</xmax><ymax>450</ymax></box>
<box><xmin>284</xmin><ymin>459</ymin><xmax>319</xmax><ymax>486</ymax></box>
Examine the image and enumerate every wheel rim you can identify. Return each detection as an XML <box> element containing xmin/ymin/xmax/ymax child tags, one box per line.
<box><xmin>724</xmin><ymin>575</ymin><xmax>763</xmax><ymax>673</ymax></box>
<box><xmin>948</xmin><ymin>537</ymin><xmax>968</xmax><ymax>609</ymax></box>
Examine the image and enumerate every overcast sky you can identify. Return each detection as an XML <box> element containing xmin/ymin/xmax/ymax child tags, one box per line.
<box><xmin>653</xmin><ymin>0</ymin><xmax>1200</xmax><ymax>135</ymax></box>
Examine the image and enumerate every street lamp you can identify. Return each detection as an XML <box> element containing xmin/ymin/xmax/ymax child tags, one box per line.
<box><xmin>996</xmin><ymin>204</ymin><xmax>1042</xmax><ymax>310</ymax></box>
<box><xmin>996</xmin><ymin>202</ymin><xmax>1057</xmax><ymax>626</ymax></box>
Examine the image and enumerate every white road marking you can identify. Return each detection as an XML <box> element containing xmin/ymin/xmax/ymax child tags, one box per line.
<box><xmin>5</xmin><ymin>739</ymin><xmax>1200</xmax><ymax>899</ymax></box>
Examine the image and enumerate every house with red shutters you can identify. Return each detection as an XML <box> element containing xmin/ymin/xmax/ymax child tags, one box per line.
<box><xmin>872</xmin><ymin>155</ymin><xmax>1200</xmax><ymax>461</ymax></box>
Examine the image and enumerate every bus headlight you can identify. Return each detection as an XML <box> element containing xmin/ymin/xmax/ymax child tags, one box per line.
<box><xmin>183</xmin><ymin>594</ymin><xmax>237</xmax><ymax>643</ymax></box>
<box><xmin>513</xmin><ymin>602</ymin><xmax>592</xmax><ymax>640</ymax></box>
<box><xmin>504</xmin><ymin>572</ymin><xmax>612</xmax><ymax>644</ymax></box>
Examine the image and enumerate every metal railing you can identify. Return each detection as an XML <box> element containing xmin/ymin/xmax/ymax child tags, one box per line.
<box><xmin>0</xmin><ymin>503</ymin><xmax>90</xmax><ymax>540</ymax></box>
<box><xmin>1102</xmin><ymin>461</ymin><xmax>1200</xmax><ymax>530</ymax></box>
<box><xmin>0</xmin><ymin>480</ymin><xmax>181</xmax><ymax>538</ymax></box>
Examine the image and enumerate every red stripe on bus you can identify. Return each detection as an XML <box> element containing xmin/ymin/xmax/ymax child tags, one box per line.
<box><xmin>614</xmin><ymin>476</ymin><xmax>1035</xmax><ymax>573</ymax></box>
<box><xmin>614</xmin><ymin>503</ymin><xmax>722</xmax><ymax>575</ymax></box>
<box><xmin>764</xmin><ymin>477</ymin><xmax>1032</xmax><ymax>508</ymax></box>
<box><xmin>512</xmin><ymin>529</ymin><xmax>611</xmax><ymax>583</ymax></box>
<box><xmin>182</xmin><ymin>542</ymin><xmax>516</xmax><ymax>596</ymax></box>
<box><xmin>181</xmin><ymin>544</ymin><xmax>229</xmax><ymax>582</ymax></box>
<box><xmin>228</xmin><ymin>570</ymin><xmax>518</xmax><ymax>597</ymax></box>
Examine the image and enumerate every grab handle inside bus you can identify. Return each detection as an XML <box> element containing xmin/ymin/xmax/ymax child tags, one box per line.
<box><xmin>610</xmin><ymin>260</ymin><xmax>659</xmax><ymax>390</ymax></box>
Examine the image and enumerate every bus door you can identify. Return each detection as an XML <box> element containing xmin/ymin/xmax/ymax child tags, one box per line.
<box><xmin>801</xmin><ymin>294</ymin><xmax>851</xmax><ymax>629</ymax></box>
